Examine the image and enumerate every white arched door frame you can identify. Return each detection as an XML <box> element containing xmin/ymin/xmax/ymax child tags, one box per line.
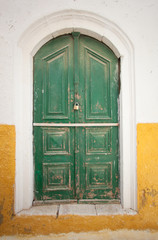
<box><xmin>14</xmin><ymin>10</ymin><xmax>136</xmax><ymax>213</ymax></box>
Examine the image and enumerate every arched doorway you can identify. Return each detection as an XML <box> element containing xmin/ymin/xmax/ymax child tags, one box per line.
<box><xmin>33</xmin><ymin>33</ymin><xmax>119</xmax><ymax>202</ymax></box>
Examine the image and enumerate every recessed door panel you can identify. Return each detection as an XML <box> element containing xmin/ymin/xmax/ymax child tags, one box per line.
<box><xmin>86</xmin><ymin>127</ymin><xmax>112</xmax><ymax>155</ymax></box>
<box><xmin>86</xmin><ymin>163</ymin><xmax>112</xmax><ymax>190</ymax></box>
<box><xmin>43</xmin><ymin>128</ymin><xmax>70</xmax><ymax>155</ymax></box>
<box><xmin>85</xmin><ymin>49</ymin><xmax>111</xmax><ymax>120</ymax></box>
<box><xmin>43</xmin><ymin>48</ymin><xmax>69</xmax><ymax>120</ymax></box>
<box><xmin>43</xmin><ymin>163</ymin><xmax>71</xmax><ymax>191</ymax></box>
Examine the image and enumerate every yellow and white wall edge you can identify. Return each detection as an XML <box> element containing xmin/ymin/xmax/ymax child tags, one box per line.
<box><xmin>0</xmin><ymin>123</ymin><xmax>158</xmax><ymax>234</ymax></box>
<box><xmin>0</xmin><ymin>1</ymin><xmax>158</xmax><ymax>235</ymax></box>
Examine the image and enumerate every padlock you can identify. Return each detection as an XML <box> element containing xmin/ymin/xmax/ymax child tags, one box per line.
<box><xmin>74</xmin><ymin>102</ymin><xmax>79</xmax><ymax>110</ymax></box>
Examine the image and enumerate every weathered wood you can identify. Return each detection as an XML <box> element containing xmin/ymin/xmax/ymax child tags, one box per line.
<box><xmin>33</xmin><ymin>34</ymin><xmax>119</xmax><ymax>202</ymax></box>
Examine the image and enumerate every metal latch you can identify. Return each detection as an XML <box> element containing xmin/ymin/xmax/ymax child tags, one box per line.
<box><xmin>74</xmin><ymin>102</ymin><xmax>79</xmax><ymax>110</ymax></box>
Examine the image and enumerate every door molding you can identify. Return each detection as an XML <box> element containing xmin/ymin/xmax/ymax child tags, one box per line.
<box><xmin>14</xmin><ymin>10</ymin><xmax>136</xmax><ymax>213</ymax></box>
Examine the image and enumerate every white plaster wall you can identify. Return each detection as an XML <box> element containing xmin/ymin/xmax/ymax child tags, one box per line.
<box><xmin>0</xmin><ymin>0</ymin><xmax>158</xmax><ymax>124</ymax></box>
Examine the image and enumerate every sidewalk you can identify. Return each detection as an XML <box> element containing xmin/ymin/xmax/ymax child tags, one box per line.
<box><xmin>1</xmin><ymin>230</ymin><xmax>158</xmax><ymax>240</ymax></box>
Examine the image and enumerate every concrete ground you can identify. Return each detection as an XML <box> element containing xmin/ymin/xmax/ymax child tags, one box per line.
<box><xmin>1</xmin><ymin>230</ymin><xmax>158</xmax><ymax>240</ymax></box>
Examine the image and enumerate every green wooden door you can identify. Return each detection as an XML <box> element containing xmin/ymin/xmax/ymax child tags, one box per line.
<box><xmin>34</xmin><ymin>33</ymin><xmax>119</xmax><ymax>202</ymax></box>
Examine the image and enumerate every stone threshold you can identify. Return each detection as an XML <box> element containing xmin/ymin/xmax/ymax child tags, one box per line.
<box><xmin>17</xmin><ymin>204</ymin><xmax>137</xmax><ymax>216</ymax></box>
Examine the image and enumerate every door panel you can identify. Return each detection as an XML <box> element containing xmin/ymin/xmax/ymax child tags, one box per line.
<box><xmin>34</xmin><ymin>34</ymin><xmax>119</xmax><ymax>202</ymax></box>
<box><xmin>34</xmin><ymin>127</ymin><xmax>75</xmax><ymax>200</ymax></box>
<box><xmin>86</xmin><ymin>127</ymin><xmax>112</xmax><ymax>155</ymax></box>
<box><xmin>43</xmin><ymin>127</ymin><xmax>71</xmax><ymax>155</ymax></box>
<box><xmin>43</xmin><ymin>48</ymin><xmax>69</xmax><ymax>120</ymax></box>
<box><xmin>85</xmin><ymin>49</ymin><xmax>111</xmax><ymax>120</ymax></box>
<box><xmin>76</xmin><ymin>127</ymin><xmax>119</xmax><ymax>201</ymax></box>
<box><xmin>78</xmin><ymin>35</ymin><xmax>118</xmax><ymax>123</ymax></box>
<box><xmin>34</xmin><ymin>35</ymin><xmax>74</xmax><ymax>123</ymax></box>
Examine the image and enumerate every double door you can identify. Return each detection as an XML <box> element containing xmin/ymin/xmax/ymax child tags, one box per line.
<box><xmin>33</xmin><ymin>33</ymin><xmax>119</xmax><ymax>202</ymax></box>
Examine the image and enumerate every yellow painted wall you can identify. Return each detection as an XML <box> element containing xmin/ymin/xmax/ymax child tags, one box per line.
<box><xmin>0</xmin><ymin>124</ymin><xmax>158</xmax><ymax>235</ymax></box>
